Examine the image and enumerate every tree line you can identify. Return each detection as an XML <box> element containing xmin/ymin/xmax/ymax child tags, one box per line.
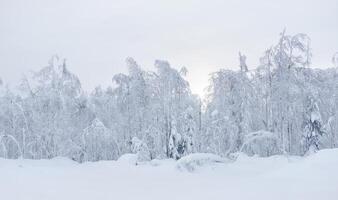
<box><xmin>1</xmin><ymin>31</ymin><xmax>338</xmax><ymax>162</ymax></box>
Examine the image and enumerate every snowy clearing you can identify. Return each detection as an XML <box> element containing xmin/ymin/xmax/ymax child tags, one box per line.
<box><xmin>1</xmin><ymin>149</ymin><xmax>338</xmax><ymax>200</ymax></box>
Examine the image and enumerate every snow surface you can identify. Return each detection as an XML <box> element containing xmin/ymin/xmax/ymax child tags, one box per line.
<box><xmin>1</xmin><ymin>149</ymin><xmax>338</xmax><ymax>200</ymax></box>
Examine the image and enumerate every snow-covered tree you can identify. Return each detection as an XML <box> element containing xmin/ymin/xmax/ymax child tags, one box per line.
<box><xmin>239</xmin><ymin>52</ymin><xmax>248</xmax><ymax>72</ymax></box>
<box><xmin>204</xmin><ymin>63</ymin><xmax>258</xmax><ymax>155</ymax></box>
<box><xmin>153</xmin><ymin>60</ymin><xmax>198</xmax><ymax>159</ymax></box>
<box><xmin>302</xmin><ymin>96</ymin><xmax>325</xmax><ymax>154</ymax></box>
<box><xmin>79</xmin><ymin>118</ymin><xmax>118</xmax><ymax>162</ymax></box>
<box><xmin>333</xmin><ymin>52</ymin><xmax>338</xmax><ymax>68</ymax></box>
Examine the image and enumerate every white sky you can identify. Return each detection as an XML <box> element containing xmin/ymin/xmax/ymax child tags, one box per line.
<box><xmin>0</xmin><ymin>0</ymin><xmax>337</xmax><ymax>96</ymax></box>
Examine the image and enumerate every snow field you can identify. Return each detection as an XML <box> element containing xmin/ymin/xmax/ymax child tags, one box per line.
<box><xmin>1</xmin><ymin>149</ymin><xmax>337</xmax><ymax>200</ymax></box>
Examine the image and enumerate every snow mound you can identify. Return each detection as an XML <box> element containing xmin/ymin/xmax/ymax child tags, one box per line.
<box><xmin>117</xmin><ymin>154</ymin><xmax>138</xmax><ymax>165</ymax></box>
<box><xmin>176</xmin><ymin>153</ymin><xmax>227</xmax><ymax>172</ymax></box>
<box><xmin>49</xmin><ymin>156</ymin><xmax>78</xmax><ymax>166</ymax></box>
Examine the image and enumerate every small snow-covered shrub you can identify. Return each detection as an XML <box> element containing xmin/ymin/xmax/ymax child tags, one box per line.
<box><xmin>240</xmin><ymin>131</ymin><xmax>281</xmax><ymax>157</ymax></box>
<box><xmin>176</xmin><ymin>153</ymin><xmax>226</xmax><ymax>172</ymax></box>
<box><xmin>130</xmin><ymin>137</ymin><xmax>151</xmax><ymax>163</ymax></box>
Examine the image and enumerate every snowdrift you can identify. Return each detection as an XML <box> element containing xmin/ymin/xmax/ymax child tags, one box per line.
<box><xmin>0</xmin><ymin>149</ymin><xmax>338</xmax><ymax>200</ymax></box>
<box><xmin>117</xmin><ymin>153</ymin><xmax>138</xmax><ymax>165</ymax></box>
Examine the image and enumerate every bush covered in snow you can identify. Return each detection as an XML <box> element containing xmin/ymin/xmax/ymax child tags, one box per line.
<box><xmin>130</xmin><ymin>137</ymin><xmax>151</xmax><ymax>163</ymax></box>
<box><xmin>240</xmin><ymin>131</ymin><xmax>281</xmax><ymax>157</ymax></box>
<box><xmin>176</xmin><ymin>153</ymin><xmax>227</xmax><ymax>172</ymax></box>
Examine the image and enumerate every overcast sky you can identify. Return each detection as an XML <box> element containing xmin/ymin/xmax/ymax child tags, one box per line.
<box><xmin>1</xmin><ymin>0</ymin><xmax>337</xmax><ymax>95</ymax></box>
